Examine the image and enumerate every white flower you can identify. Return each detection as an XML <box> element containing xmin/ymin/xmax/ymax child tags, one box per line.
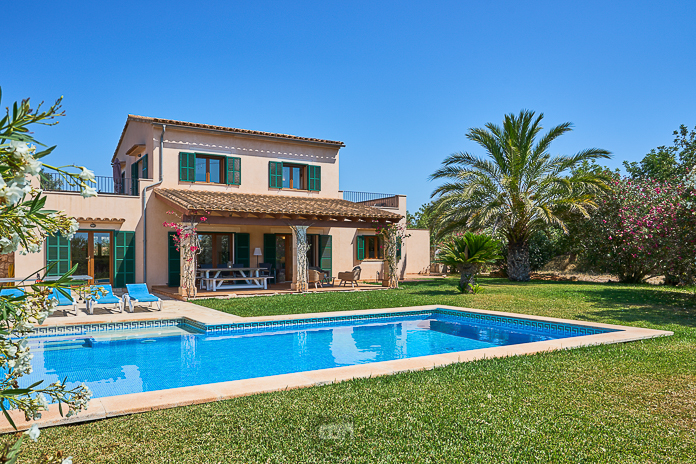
<box><xmin>81</xmin><ymin>185</ymin><xmax>97</xmax><ymax>198</ymax></box>
<box><xmin>62</xmin><ymin>457</ymin><xmax>73</xmax><ymax>464</ymax></box>
<box><xmin>8</xmin><ymin>140</ymin><xmax>33</xmax><ymax>158</ymax></box>
<box><xmin>62</xmin><ymin>218</ymin><xmax>80</xmax><ymax>240</ymax></box>
<box><xmin>24</xmin><ymin>424</ymin><xmax>40</xmax><ymax>442</ymax></box>
<box><xmin>22</xmin><ymin>157</ymin><xmax>43</xmax><ymax>176</ymax></box>
<box><xmin>2</xmin><ymin>182</ymin><xmax>26</xmax><ymax>205</ymax></box>
<box><xmin>37</xmin><ymin>393</ymin><xmax>49</xmax><ymax>410</ymax></box>
<box><xmin>78</xmin><ymin>167</ymin><xmax>96</xmax><ymax>183</ymax></box>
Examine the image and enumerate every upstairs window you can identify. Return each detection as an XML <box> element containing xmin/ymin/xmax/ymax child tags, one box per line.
<box><xmin>283</xmin><ymin>163</ymin><xmax>305</xmax><ymax>190</ymax></box>
<box><xmin>179</xmin><ymin>152</ymin><xmax>241</xmax><ymax>185</ymax></box>
<box><xmin>269</xmin><ymin>161</ymin><xmax>321</xmax><ymax>191</ymax></box>
<box><xmin>195</xmin><ymin>155</ymin><xmax>223</xmax><ymax>184</ymax></box>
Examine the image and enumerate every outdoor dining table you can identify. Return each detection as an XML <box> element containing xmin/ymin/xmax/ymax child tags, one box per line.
<box><xmin>198</xmin><ymin>267</ymin><xmax>268</xmax><ymax>291</ymax></box>
<box><xmin>0</xmin><ymin>277</ymin><xmax>37</xmax><ymax>287</ymax></box>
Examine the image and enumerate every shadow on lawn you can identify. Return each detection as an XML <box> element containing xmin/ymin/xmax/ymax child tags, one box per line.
<box><xmin>404</xmin><ymin>278</ymin><xmax>696</xmax><ymax>329</ymax></box>
<box><xmin>577</xmin><ymin>285</ymin><xmax>696</xmax><ymax>328</ymax></box>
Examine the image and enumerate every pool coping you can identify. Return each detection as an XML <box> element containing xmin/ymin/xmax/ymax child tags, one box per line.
<box><xmin>1</xmin><ymin>304</ymin><xmax>672</xmax><ymax>433</ymax></box>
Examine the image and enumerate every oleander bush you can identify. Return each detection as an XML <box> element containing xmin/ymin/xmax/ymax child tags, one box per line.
<box><xmin>580</xmin><ymin>177</ymin><xmax>696</xmax><ymax>283</ymax></box>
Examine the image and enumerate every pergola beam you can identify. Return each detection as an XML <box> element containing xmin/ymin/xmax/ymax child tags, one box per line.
<box><xmin>187</xmin><ymin>215</ymin><xmax>394</xmax><ymax>229</ymax></box>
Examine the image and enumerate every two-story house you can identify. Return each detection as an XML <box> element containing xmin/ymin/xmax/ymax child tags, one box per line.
<box><xmin>11</xmin><ymin>115</ymin><xmax>430</xmax><ymax>294</ymax></box>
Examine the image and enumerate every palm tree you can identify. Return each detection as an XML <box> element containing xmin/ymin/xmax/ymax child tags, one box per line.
<box><xmin>437</xmin><ymin>232</ymin><xmax>502</xmax><ymax>293</ymax></box>
<box><xmin>430</xmin><ymin>110</ymin><xmax>612</xmax><ymax>281</ymax></box>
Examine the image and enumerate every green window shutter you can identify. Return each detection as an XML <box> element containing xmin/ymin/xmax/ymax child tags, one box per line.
<box><xmin>269</xmin><ymin>161</ymin><xmax>283</xmax><ymax>188</ymax></box>
<box><xmin>397</xmin><ymin>237</ymin><xmax>402</xmax><ymax>260</ymax></box>
<box><xmin>179</xmin><ymin>152</ymin><xmax>195</xmax><ymax>182</ymax></box>
<box><xmin>141</xmin><ymin>154</ymin><xmax>148</xmax><ymax>179</ymax></box>
<box><xmin>46</xmin><ymin>234</ymin><xmax>70</xmax><ymax>276</ymax></box>
<box><xmin>319</xmin><ymin>234</ymin><xmax>332</xmax><ymax>277</ymax></box>
<box><xmin>226</xmin><ymin>156</ymin><xmax>241</xmax><ymax>185</ymax></box>
<box><xmin>356</xmin><ymin>235</ymin><xmax>365</xmax><ymax>261</ymax></box>
<box><xmin>113</xmin><ymin>231</ymin><xmax>136</xmax><ymax>288</ymax></box>
<box><xmin>234</xmin><ymin>233</ymin><xmax>250</xmax><ymax>267</ymax></box>
<box><xmin>168</xmin><ymin>231</ymin><xmax>180</xmax><ymax>287</ymax></box>
<box><xmin>130</xmin><ymin>162</ymin><xmax>139</xmax><ymax>195</ymax></box>
<box><xmin>308</xmin><ymin>165</ymin><xmax>321</xmax><ymax>191</ymax></box>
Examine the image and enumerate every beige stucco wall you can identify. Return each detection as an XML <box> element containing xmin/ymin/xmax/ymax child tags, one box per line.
<box><xmin>13</xmin><ymin>119</ymin><xmax>432</xmax><ymax>288</ymax></box>
<box><xmin>113</xmin><ymin>125</ymin><xmax>342</xmax><ymax>200</ymax></box>
<box><xmin>12</xmin><ymin>191</ymin><xmax>144</xmax><ymax>281</ymax></box>
<box><xmin>403</xmin><ymin>229</ymin><xmax>431</xmax><ymax>275</ymax></box>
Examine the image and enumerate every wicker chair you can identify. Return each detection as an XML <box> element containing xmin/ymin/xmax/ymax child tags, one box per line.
<box><xmin>308</xmin><ymin>269</ymin><xmax>324</xmax><ymax>289</ymax></box>
<box><xmin>337</xmin><ymin>266</ymin><xmax>361</xmax><ymax>287</ymax></box>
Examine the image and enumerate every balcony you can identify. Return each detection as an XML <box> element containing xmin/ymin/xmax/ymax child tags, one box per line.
<box><xmin>41</xmin><ymin>173</ymin><xmax>138</xmax><ymax>196</ymax></box>
<box><xmin>343</xmin><ymin>191</ymin><xmax>399</xmax><ymax>209</ymax></box>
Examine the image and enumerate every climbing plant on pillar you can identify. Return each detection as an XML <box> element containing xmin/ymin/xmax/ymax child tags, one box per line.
<box><xmin>163</xmin><ymin>211</ymin><xmax>206</xmax><ymax>298</ymax></box>
<box><xmin>375</xmin><ymin>222</ymin><xmax>410</xmax><ymax>288</ymax></box>
<box><xmin>290</xmin><ymin>225</ymin><xmax>310</xmax><ymax>293</ymax></box>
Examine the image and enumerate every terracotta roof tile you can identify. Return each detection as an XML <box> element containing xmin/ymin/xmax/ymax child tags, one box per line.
<box><xmin>129</xmin><ymin>115</ymin><xmax>345</xmax><ymax>146</ymax></box>
<box><xmin>154</xmin><ymin>189</ymin><xmax>402</xmax><ymax>221</ymax></box>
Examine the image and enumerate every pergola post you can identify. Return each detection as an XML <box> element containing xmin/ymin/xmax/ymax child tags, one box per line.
<box><xmin>290</xmin><ymin>225</ymin><xmax>309</xmax><ymax>292</ymax></box>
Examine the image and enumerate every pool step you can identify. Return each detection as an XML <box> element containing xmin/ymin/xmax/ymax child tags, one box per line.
<box><xmin>85</xmin><ymin>326</ymin><xmax>195</xmax><ymax>346</ymax></box>
<box><xmin>29</xmin><ymin>338</ymin><xmax>89</xmax><ymax>351</ymax></box>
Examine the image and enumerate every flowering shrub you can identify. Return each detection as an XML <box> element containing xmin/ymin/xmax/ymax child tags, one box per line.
<box><xmin>163</xmin><ymin>211</ymin><xmax>206</xmax><ymax>297</ymax></box>
<box><xmin>580</xmin><ymin>178</ymin><xmax>696</xmax><ymax>283</ymax></box>
<box><xmin>0</xmin><ymin>91</ymin><xmax>93</xmax><ymax>463</ymax></box>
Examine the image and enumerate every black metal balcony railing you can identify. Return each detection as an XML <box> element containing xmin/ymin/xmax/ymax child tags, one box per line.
<box><xmin>343</xmin><ymin>191</ymin><xmax>399</xmax><ymax>208</ymax></box>
<box><xmin>41</xmin><ymin>173</ymin><xmax>138</xmax><ymax>196</ymax></box>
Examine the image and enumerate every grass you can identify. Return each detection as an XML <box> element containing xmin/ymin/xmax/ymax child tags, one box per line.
<box><xmin>21</xmin><ymin>278</ymin><xmax>696</xmax><ymax>463</ymax></box>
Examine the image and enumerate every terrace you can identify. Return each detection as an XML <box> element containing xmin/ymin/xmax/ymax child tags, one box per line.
<box><xmin>41</xmin><ymin>172</ymin><xmax>138</xmax><ymax>196</ymax></box>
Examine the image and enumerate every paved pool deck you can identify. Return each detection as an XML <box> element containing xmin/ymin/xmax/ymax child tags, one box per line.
<box><xmin>0</xmin><ymin>302</ymin><xmax>673</xmax><ymax>433</ymax></box>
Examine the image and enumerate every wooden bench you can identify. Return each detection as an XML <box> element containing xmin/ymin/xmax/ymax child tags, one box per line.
<box><xmin>203</xmin><ymin>276</ymin><xmax>270</xmax><ymax>291</ymax></box>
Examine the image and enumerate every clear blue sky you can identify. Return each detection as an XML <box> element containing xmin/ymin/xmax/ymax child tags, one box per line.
<box><xmin>4</xmin><ymin>0</ymin><xmax>695</xmax><ymax>211</ymax></box>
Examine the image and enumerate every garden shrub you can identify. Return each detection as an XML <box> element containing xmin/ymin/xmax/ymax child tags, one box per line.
<box><xmin>580</xmin><ymin>178</ymin><xmax>696</xmax><ymax>283</ymax></box>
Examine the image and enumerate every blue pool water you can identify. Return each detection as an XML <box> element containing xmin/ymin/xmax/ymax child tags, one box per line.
<box><xmin>22</xmin><ymin>310</ymin><xmax>615</xmax><ymax>398</ymax></box>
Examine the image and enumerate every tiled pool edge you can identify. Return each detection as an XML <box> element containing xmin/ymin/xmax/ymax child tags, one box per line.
<box><xmin>2</xmin><ymin>305</ymin><xmax>672</xmax><ymax>433</ymax></box>
<box><xmin>30</xmin><ymin>306</ymin><xmax>617</xmax><ymax>338</ymax></box>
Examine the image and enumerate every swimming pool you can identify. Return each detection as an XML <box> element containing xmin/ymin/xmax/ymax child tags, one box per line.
<box><xmin>23</xmin><ymin>308</ymin><xmax>618</xmax><ymax>399</ymax></box>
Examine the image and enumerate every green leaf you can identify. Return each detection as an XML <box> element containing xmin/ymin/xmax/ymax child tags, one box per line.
<box><xmin>0</xmin><ymin>402</ymin><xmax>17</xmax><ymax>430</ymax></box>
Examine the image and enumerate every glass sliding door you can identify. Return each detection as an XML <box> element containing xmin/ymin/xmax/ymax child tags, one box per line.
<box><xmin>93</xmin><ymin>233</ymin><xmax>111</xmax><ymax>284</ymax></box>
<box><xmin>70</xmin><ymin>231</ymin><xmax>113</xmax><ymax>284</ymax></box>
<box><xmin>70</xmin><ymin>232</ymin><xmax>89</xmax><ymax>277</ymax></box>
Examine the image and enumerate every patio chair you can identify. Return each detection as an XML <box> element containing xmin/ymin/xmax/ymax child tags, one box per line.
<box><xmin>258</xmin><ymin>262</ymin><xmax>276</xmax><ymax>284</ymax></box>
<box><xmin>337</xmin><ymin>266</ymin><xmax>361</xmax><ymax>287</ymax></box>
<box><xmin>308</xmin><ymin>269</ymin><xmax>324</xmax><ymax>289</ymax></box>
<box><xmin>0</xmin><ymin>288</ymin><xmax>25</xmax><ymax>299</ymax></box>
<box><xmin>124</xmin><ymin>284</ymin><xmax>162</xmax><ymax>312</ymax></box>
<box><xmin>47</xmin><ymin>289</ymin><xmax>79</xmax><ymax>316</ymax></box>
<box><xmin>87</xmin><ymin>284</ymin><xmax>123</xmax><ymax>314</ymax></box>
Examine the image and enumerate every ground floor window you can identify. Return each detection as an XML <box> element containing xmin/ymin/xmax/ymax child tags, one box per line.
<box><xmin>362</xmin><ymin>235</ymin><xmax>383</xmax><ymax>260</ymax></box>
<box><xmin>197</xmin><ymin>233</ymin><xmax>234</xmax><ymax>268</ymax></box>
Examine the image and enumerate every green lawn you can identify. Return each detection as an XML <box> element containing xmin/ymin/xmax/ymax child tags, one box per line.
<box><xmin>22</xmin><ymin>279</ymin><xmax>696</xmax><ymax>463</ymax></box>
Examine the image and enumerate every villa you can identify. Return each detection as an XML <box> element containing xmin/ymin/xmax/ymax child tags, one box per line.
<box><xmin>10</xmin><ymin>115</ymin><xmax>430</xmax><ymax>293</ymax></box>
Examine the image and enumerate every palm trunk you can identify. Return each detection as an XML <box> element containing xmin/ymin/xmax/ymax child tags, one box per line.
<box><xmin>507</xmin><ymin>242</ymin><xmax>530</xmax><ymax>282</ymax></box>
<box><xmin>458</xmin><ymin>264</ymin><xmax>479</xmax><ymax>293</ymax></box>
